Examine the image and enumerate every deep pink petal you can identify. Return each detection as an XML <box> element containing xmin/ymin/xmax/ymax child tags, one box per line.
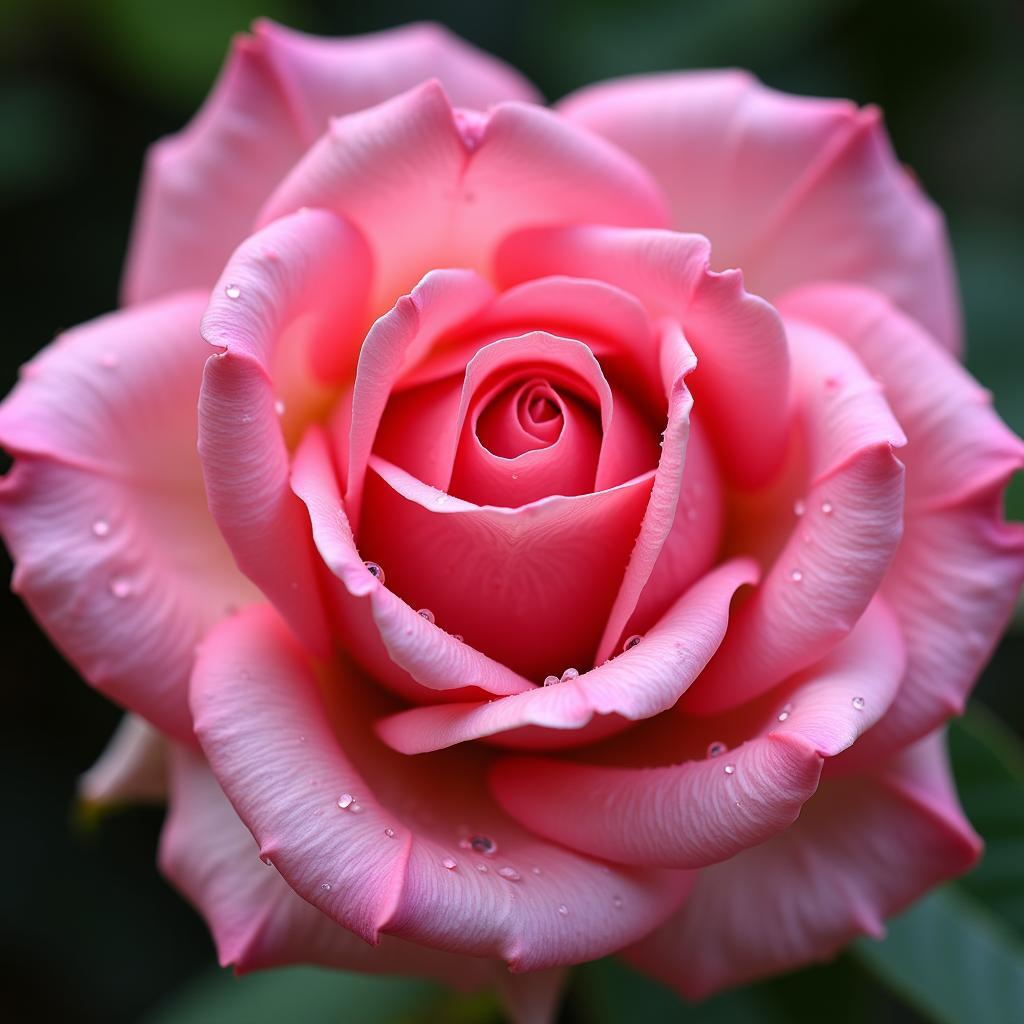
<box><xmin>259</xmin><ymin>82</ymin><xmax>668</xmax><ymax>312</ymax></box>
<box><xmin>199</xmin><ymin>208</ymin><xmax>372</xmax><ymax>655</ymax></box>
<box><xmin>190</xmin><ymin>604</ymin><xmax>691</xmax><ymax>970</ymax></box>
<box><xmin>496</xmin><ymin>225</ymin><xmax>790</xmax><ymax>487</ymax></box>
<box><xmin>559</xmin><ymin>72</ymin><xmax>961</xmax><ymax>353</ymax></box>
<box><xmin>377</xmin><ymin>557</ymin><xmax>757</xmax><ymax>753</ymax></box>
<box><xmin>161</xmin><ymin>745</ymin><xmax>494</xmax><ymax>986</ymax></box>
<box><xmin>489</xmin><ymin>598</ymin><xmax>903</xmax><ymax>868</ymax></box>
<box><xmin>78</xmin><ymin>714</ymin><xmax>167</xmax><ymax>808</ymax></box>
<box><xmin>292</xmin><ymin>426</ymin><xmax>534</xmax><ymax>702</ymax></box>
<box><xmin>683</xmin><ymin>316</ymin><xmax>906</xmax><ymax>714</ymax></box>
<box><xmin>624</xmin><ymin>729</ymin><xmax>980</xmax><ymax>998</ymax></box>
<box><xmin>0</xmin><ymin>293</ymin><xmax>257</xmax><ymax>741</ymax></box>
<box><xmin>779</xmin><ymin>284</ymin><xmax>1024</xmax><ymax>764</ymax></box>
<box><xmin>123</xmin><ymin>23</ymin><xmax>538</xmax><ymax>304</ymax></box>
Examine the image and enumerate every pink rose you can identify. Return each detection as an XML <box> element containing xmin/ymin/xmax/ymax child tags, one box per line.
<box><xmin>4</xmin><ymin>20</ymin><xmax>1023</xmax><ymax>1018</ymax></box>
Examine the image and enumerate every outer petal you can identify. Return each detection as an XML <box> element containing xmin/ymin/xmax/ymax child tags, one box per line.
<box><xmin>190</xmin><ymin>604</ymin><xmax>691</xmax><ymax>971</ymax></box>
<box><xmin>779</xmin><ymin>284</ymin><xmax>1024</xmax><ymax>763</ymax></box>
<box><xmin>199</xmin><ymin>209</ymin><xmax>372</xmax><ymax>655</ymax></box>
<box><xmin>123</xmin><ymin>22</ymin><xmax>538</xmax><ymax>304</ymax></box>
<box><xmin>160</xmin><ymin>744</ymin><xmax>494</xmax><ymax>986</ymax></box>
<box><xmin>259</xmin><ymin>82</ymin><xmax>669</xmax><ymax>312</ymax></box>
<box><xmin>489</xmin><ymin>598</ymin><xmax>904</xmax><ymax>868</ymax></box>
<box><xmin>624</xmin><ymin>729</ymin><xmax>981</xmax><ymax>998</ymax></box>
<box><xmin>496</xmin><ymin>226</ymin><xmax>791</xmax><ymax>488</ymax></box>
<box><xmin>558</xmin><ymin>72</ymin><xmax>961</xmax><ymax>353</ymax></box>
<box><xmin>78</xmin><ymin>714</ymin><xmax>167</xmax><ymax>808</ymax></box>
<box><xmin>682</xmin><ymin>315</ymin><xmax>906</xmax><ymax>714</ymax></box>
<box><xmin>377</xmin><ymin>558</ymin><xmax>758</xmax><ymax>753</ymax></box>
<box><xmin>0</xmin><ymin>293</ymin><xmax>257</xmax><ymax>741</ymax></box>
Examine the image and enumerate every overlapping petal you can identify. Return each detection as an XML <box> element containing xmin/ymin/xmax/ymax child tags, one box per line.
<box><xmin>190</xmin><ymin>604</ymin><xmax>691</xmax><ymax>971</ymax></box>
<box><xmin>0</xmin><ymin>293</ymin><xmax>257</xmax><ymax>741</ymax></box>
<box><xmin>558</xmin><ymin>71</ymin><xmax>961</xmax><ymax>352</ymax></box>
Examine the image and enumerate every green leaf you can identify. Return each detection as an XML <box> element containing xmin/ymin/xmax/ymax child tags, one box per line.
<box><xmin>853</xmin><ymin>886</ymin><xmax>1024</xmax><ymax>1024</ymax></box>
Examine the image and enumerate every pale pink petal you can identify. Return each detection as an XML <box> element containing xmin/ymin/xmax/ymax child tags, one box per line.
<box><xmin>496</xmin><ymin>225</ymin><xmax>790</xmax><ymax>487</ymax></box>
<box><xmin>78</xmin><ymin>714</ymin><xmax>167</xmax><ymax>808</ymax></box>
<box><xmin>161</xmin><ymin>745</ymin><xmax>494</xmax><ymax>987</ymax></box>
<box><xmin>625</xmin><ymin>729</ymin><xmax>980</xmax><ymax>998</ymax></box>
<box><xmin>377</xmin><ymin>558</ymin><xmax>757</xmax><ymax>753</ymax></box>
<box><xmin>198</xmin><ymin>209</ymin><xmax>372</xmax><ymax>656</ymax></box>
<box><xmin>490</xmin><ymin>598</ymin><xmax>903</xmax><ymax>868</ymax></box>
<box><xmin>683</xmin><ymin>316</ymin><xmax>906</xmax><ymax>714</ymax></box>
<box><xmin>123</xmin><ymin>23</ymin><xmax>538</xmax><ymax>305</ymax></box>
<box><xmin>292</xmin><ymin>426</ymin><xmax>534</xmax><ymax>703</ymax></box>
<box><xmin>0</xmin><ymin>294</ymin><xmax>258</xmax><ymax>741</ymax></box>
<box><xmin>559</xmin><ymin>72</ymin><xmax>960</xmax><ymax>352</ymax></box>
<box><xmin>259</xmin><ymin>82</ymin><xmax>668</xmax><ymax>312</ymax></box>
<box><xmin>360</xmin><ymin>455</ymin><xmax>654</xmax><ymax>681</ymax></box>
<box><xmin>190</xmin><ymin>604</ymin><xmax>691</xmax><ymax>970</ymax></box>
<box><xmin>779</xmin><ymin>284</ymin><xmax>1024</xmax><ymax>764</ymax></box>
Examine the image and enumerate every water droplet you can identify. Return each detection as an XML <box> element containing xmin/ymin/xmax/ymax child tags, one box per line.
<box><xmin>319</xmin><ymin>882</ymin><xmax>332</xmax><ymax>892</ymax></box>
<box><xmin>337</xmin><ymin>793</ymin><xmax>354</xmax><ymax>810</ymax></box>
<box><xmin>98</xmin><ymin>351</ymin><xmax>119</xmax><ymax>369</ymax></box>
<box><xmin>274</xmin><ymin>399</ymin><xmax>286</xmax><ymax>416</ymax></box>
<box><xmin>225</xmin><ymin>284</ymin><xmax>241</xmax><ymax>299</ymax></box>
<box><xmin>498</xmin><ymin>866</ymin><xmax>521</xmax><ymax>881</ymax></box>
<box><xmin>416</xmin><ymin>608</ymin><xmax>435</xmax><ymax>624</ymax></box>
<box><xmin>470</xmin><ymin>835</ymin><xmax>497</xmax><ymax>856</ymax></box>
<box><xmin>793</xmin><ymin>499</ymin><xmax>806</xmax><ymax>517</ymax></box>
<box><xmin>109</xmin><ymin>576</ymin><xmax>132</xmax><ymax>599</ymax></box>
<box><xmin>260</xmin><ymin>855</ymin><xmax>272</xmax><ymax>866</ymax></box>
<box><xmin>349</xmin><ymin>802</ymin><xmax>363</xmax><ymax>814</ymax></box>
<box><xmin>560</xmin><ymin>667</ymin><xmax>580</xmax><ymax>682</ymax></box>
<box><xmin>557</xmin><ymin>904</ymin><xmax>569</xmax><ymax>916</ymax></box>
<box><xmin>623</xmin><ymin>634</ymin><xmax>643</xmax><ymax>652</ymax></box>
<box><xmin>511</xmin><ymin>472</ymin><xmax>520</xmax><ymax>480</ymax></box>
<box><xmin>613</xmin><ymin>895</ymin><xmax>623</xmax><ymax>909</ymax></box>
<box><xmin>442</xmin><ymin>857</ymin><xmax>457</xmax><ymax>870</ymax></box>
<box><xmin>723</xmin><ymin>764</ymin><xmax>736</xmax><ymax>775</ymax></box>
<box><xmin>777</xmin><ymin>703</ymin><xmax>792</xmax><ymax>722</ymax></box>
<box><xmin>91</xmin><ymin>519</ymin><xmax>111</xmax><ymax>538</ymax></box>
<box><xmin>531</xmin><ymin>866</ymin><xmax>543</xmax><ymax>876</ymax></box>
<box><xmin>543</xmin><ymin>675</ymin><xmax>560</xmax><ymax>687</ymax></box>
<box><xmin>453</xmin><ymin>634</ymin><xmax>464</xmax><ymax>643</ymax></box>
<box><xmin>790</xmin><ymin>569</ymin><xmax>803</xmax><ymax>582</ymax></box>
<box><xmin>476</xmin><ymin>863</ymin><xmax>489</xmax><ymax>873</ymax></box>
<box><xmin>707</xmin><ymin>741</ymin><xmax>728</xmax><ymax>758</ymax></box>
<box><xmin>821</xmin><ymin>501</ymin><xmax>834</xmax><ymax>515</ymax></box>
<box><xmin>383</xmin><ymin>827</ymin><xmax>396</xmax><ymax>839</ymax></box>
<box><xmin>363</xmin><ymin>561</ymin><xmax>385</xmax><ymax>584</ymax></box>
<box><xmin>852</xmin><ymin>696</ymin><xmax>866</xmax><ymax>711</ymax></box>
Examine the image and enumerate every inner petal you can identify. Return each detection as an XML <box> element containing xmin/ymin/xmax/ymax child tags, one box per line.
<box><xmin>478</xmin><ymin>378</ymin><xmax>566</xmax><ymax>456</ymax></box>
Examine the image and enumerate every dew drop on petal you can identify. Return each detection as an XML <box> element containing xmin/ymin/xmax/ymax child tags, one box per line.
<box><xmin>225</xmin><ymin>284</ymin><xmax>241</xmax><ymax>299</ymax></box>
<box><xmin>707</xmin><ymin>741</ymin><xmax>728</xmax><ymax>758</ymax></box>
<box><xmin>109</xmin><ymin>576</ymin><xmax>132</xmax><ymax>599</ymax></box>
<box><xmin>92</xmin><ymin>519</ymin><xmax>110</xmax><ymax>538</ymax></box>
<box><xmin>821</xmin><ymin>501</ymin><xmax>834</xmax><ymax>515</ymax></box>
<box><xmin>557</xmin><ymin>904</ymin><xmax>569</xmax><ymax>916</ymax></box>
<box><xmin>453</xmin><ymin>634</ymin><xmax>464</xmax><ymax>643</ymax></box>
<box><xmin>442</xmin><ymin>857</ymin><xmax>457</xmax><ymax>871</ymax></box>
<box><xmin>337</xmin><ymin>793</ymin><xmax>354</xmax><ymax>810</ymax></box>
<box><xmin>470</xmin><ymin>835</ymin><xmax>497</xmax><ymax>856</ymax></box>
<box><xmin>260</xmin><ymin>855</ymin><xmax>272</xmax><ymax>866</ymax></box>
<box><xmin>852</xmin><ymin>696</ymin><xmax>866</xmax><ymax>711</ymax></box>
<box><xmin>543</xmin><ymin>675</ymin><xmax>560</xmax><ymax>687</ymax></box>
<box><xmin>560</xmin><ymin>667</ymin><xmax>580</xmax><ymax>682</ymax></box>
<box><xmin>349</xmin><ymin>802</ymin><xmax>362</xmax><ymax>814</ymax></box>
<box><xmin>531</xmin><ymin>866</ymin><xmax>543</xmax><ymax>876</ymax></box>
<box><xmin>793</xmin><ymin>499</ymin><xmax>806</xmax><ymax>517</ymax></box>
<box><xmin>363</xmin><ymin>561</ymin><xmax>385</xmax><ymax>584</ymax></box>
<box><xmin>790</xmin><ymin>569</ymin><xmax>803</xmax><ymax>582</ymax></box>
<box><xmin>498</xmin><ymin>866</ymin><xmax>521</xmax><ymax>881</ymax></box>
<box><xmin>623</xmin><ymin>634</ymin><xmax>643</xmax><ymax>652</ymax></box>
<box><xmin>723</xmin><ymin>764</ymin><xmax>736</xmax><ymax>775</ymax></box>
<box><xmin>777</xmin><ymin>703</ymin><xmax>792</xmax><ymax>723</ymax></box>
<box><xmin>319</xmin><ymin>882</ymin><xmax>332</xmax><ymax>892</ymax></box>
<box><xmin>274</xmin><ymin>399</ymin><xmax>286</xmax><ymax>416</ymax></box>
<box><xmin>383</xmin><ymin>827</ymin><xmax>396</xmax><ymax>839</ymax></box>
<box><xmin>417</xmin><ymin>608</ymin><xmax>435</xmax><ymax>624</ymax></box>
<box><xmin>477</xmin><ymin>863</ymin><xmax>489</xmax><ymax>873</ymax></box>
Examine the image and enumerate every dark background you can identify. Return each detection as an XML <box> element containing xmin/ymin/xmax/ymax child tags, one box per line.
<box><xmin>1</xmin><ymin>1</ymin><xmax>1021</xmax><ymax>1021</ymax></box>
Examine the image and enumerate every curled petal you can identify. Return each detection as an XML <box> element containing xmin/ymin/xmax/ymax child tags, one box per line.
<box><xmin>489</xmin><ymin>599</ymin><xmax>904</xmax><ymax>868</ymax></box>
<box><xmin>624</xmin><ymin>729</ymin><xmax>980</xmax><ymax>998</ymax></box>
<box><xmin>78</xmin><ymin>714</ymin><xmax>167</xmax><ymax>808</ymax></box>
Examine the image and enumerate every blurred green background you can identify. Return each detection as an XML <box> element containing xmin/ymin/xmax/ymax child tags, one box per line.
<box><xmin>1</xmin><ymin>0</ymin><xmax>1021</xmax><ymax>1021</ymax></box>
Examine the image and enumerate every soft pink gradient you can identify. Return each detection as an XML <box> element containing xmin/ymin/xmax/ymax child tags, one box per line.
<box><xmin>3</xmin><ymin>22</ymin><xmax>1023</xmax><ymax>1021</ymax></box>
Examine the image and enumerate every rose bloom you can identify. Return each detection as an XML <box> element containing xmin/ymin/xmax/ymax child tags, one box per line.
<box><xmin>4</xmin><ymin>20</ymin><xmax>1023</xmax><ymax>1020</ymax></box>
